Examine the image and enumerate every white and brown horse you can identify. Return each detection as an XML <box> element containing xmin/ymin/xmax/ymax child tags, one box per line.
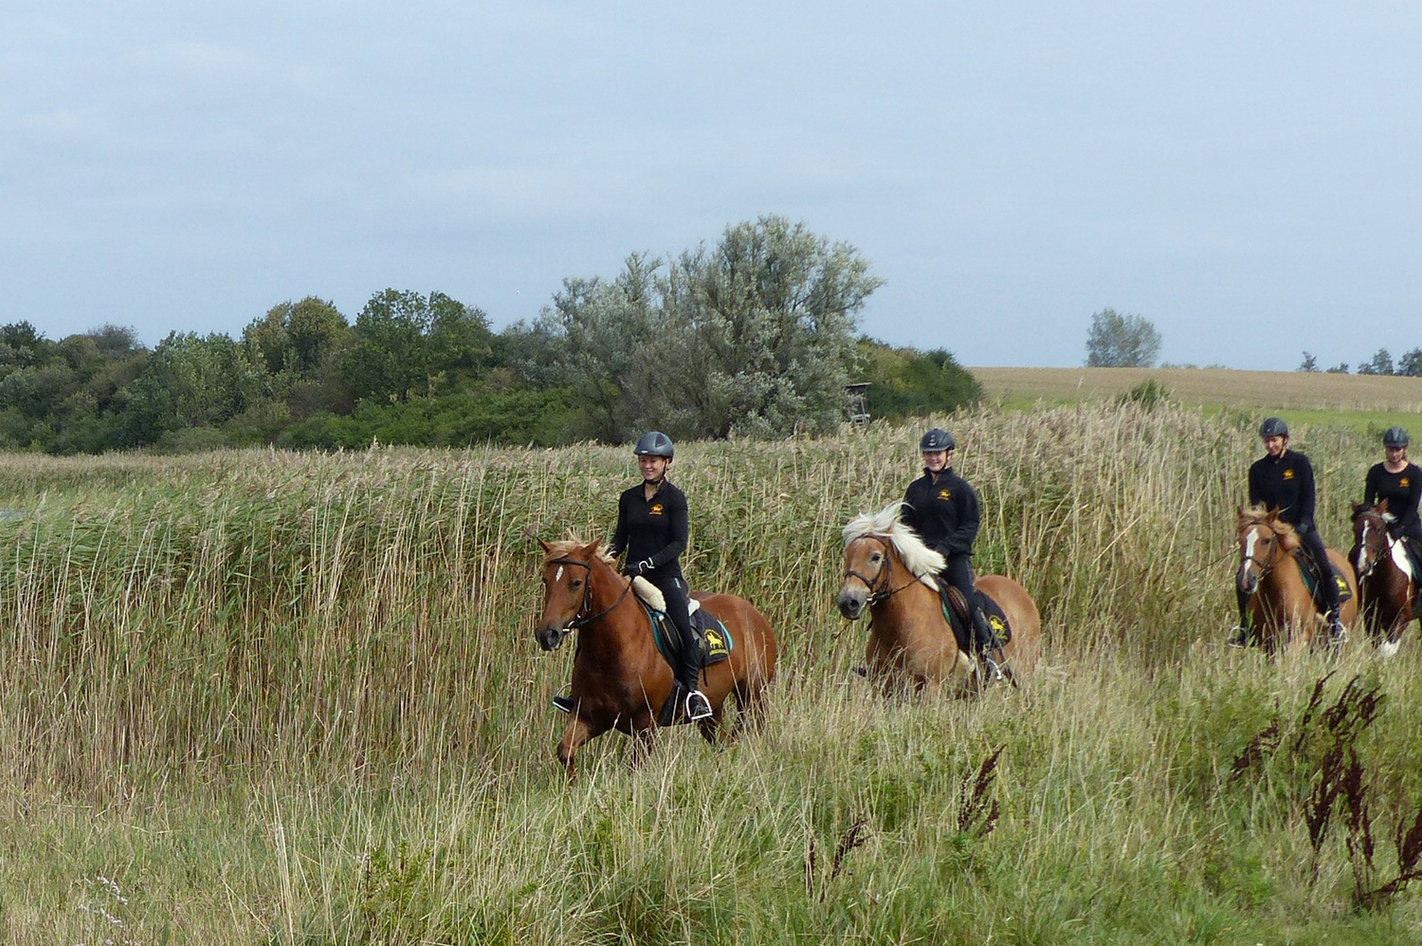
<box><xmin>1350</xmin><ymin>500</ymin><xmax>1417</xmax><ymax>657</ymax></box>
<box><xmin>835</xmin><ymin>503</ymin><xmax>1041</xmax><ymax>693</ymax></box>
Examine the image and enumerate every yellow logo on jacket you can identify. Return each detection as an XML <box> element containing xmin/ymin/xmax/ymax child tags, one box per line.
<box><xmin>650</xmin><ymin>503</ymin><xmax>664</xmax><ymax>516</ymax></box>
<box><xmin>938</xmin><ymin>489</ymin><xmax>952</xmax><ymax>500</ymax></box>
<box><xmin>1283</xmin><ymin>469</ymin><xmax>1294</xmax><ymax>480</ymax></box>
<box><xmin>1404</xmin><ymin>478</ymin><xmax>1412</xmax><ymax>488</ymax></box>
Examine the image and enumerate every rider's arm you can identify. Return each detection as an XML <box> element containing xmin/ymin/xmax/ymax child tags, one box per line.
<box><xmin>945</xmin><ymin>482</ymin><xmax>981</xmax><ymax>555</ymax></box>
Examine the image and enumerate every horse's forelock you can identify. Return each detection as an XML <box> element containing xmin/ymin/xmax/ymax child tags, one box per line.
<box><xmin>1237</xmin><ymin>505</ymin><xmax>1298</xmax><ymax>542</ymax></box>
<box><xmin>842</xmin><ymin>502</ymin><xmax>945</xmax><ymax>578</ymax></box>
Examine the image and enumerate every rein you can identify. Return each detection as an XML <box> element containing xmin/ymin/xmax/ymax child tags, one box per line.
<box><xmin>844</xmin><ymin>535</ymin><xmax>923</xmax><ymax>605</ymax></box>
<box><xmin>546</xmin><ymin>556</ymin><xmax>636</xmax><ymax>641</ymax></box>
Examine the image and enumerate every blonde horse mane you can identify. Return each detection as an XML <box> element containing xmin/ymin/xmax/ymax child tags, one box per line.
<box><xmin>842</xmin><ymin>501</ymin><xmax>945</xmax><ymax>583</ymax></box>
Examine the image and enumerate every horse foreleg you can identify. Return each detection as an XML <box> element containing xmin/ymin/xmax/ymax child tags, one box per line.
<box><xmin>629</xmin><ymin>726</ymin><xmax>658</xmax><ymax>768</ymax></box>
<box><xmin>556</xmin><ymin>716</ymin><xmax>601</xmax><ymax>781</ymax></box>
<box><xmin>1380</xmin><ymin>607</ymin><xmax>1413</xmax><ymax>658</ymax></box>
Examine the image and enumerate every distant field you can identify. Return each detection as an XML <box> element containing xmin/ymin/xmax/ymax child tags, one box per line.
<box><xmin>972</xmin><ymin>366</ymin><xmax>1422</xmax><ymax>414</ymax></box>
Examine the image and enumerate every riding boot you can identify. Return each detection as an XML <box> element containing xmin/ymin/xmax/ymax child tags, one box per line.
<box><xmin>972</xmin><ymin>607</ymin><xmax>1004</xmax><ymax>683</ymax></box>
<box><xmin>1229</xmin><ymin>588</ymin><xmax>1252</xmax><ymax>648</ymax></box>
<box><xmin>1327</xmin><ymin>611</ymin><xmax>1348</xmax><ymax>647</ymax></box>
<box><xmin>678</xmin><ymin>650</ymin><xmax>711</xmax><ymax>721</ymax></box>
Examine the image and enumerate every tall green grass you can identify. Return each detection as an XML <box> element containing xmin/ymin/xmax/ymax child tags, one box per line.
<box><xmin>2</xmin><ymin>404</ymin><xmax>1419</xmax><ymax>944</ymax></box>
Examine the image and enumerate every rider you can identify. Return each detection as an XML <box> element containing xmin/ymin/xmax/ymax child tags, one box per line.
<box><xmin>900</xmin><ymin>427</ymin><xmax>1003</xmax><ymax>682</ymax></box>
<box><xmin>1230</xmin><ymin>416</ymin><xmax>1347</xmax><ymax>647</ymax></box>
<box><xmin>554</xmin><ymin>431</ymin><xmax>711</xmax><ymax>721</ymax></box>
<box><xmin>1363</xmin><ymin>426</ymin><xmax>1422</xmax><ymax>568</ymax></box>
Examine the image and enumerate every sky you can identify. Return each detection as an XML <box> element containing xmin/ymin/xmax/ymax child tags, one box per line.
<box><xmin>3</xmin><ymin>1</ymin><xmax>1419</xmax><ymax>371</ymax></box>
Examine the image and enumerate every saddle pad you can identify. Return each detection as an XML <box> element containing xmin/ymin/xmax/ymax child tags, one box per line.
<box><xmin>1293</xmin><ymin>552</ymin><xmax>1353</xmax><ymax>608</ymax></box>
<box><xmin>645</xmin><ymin>601</ymin><xmax>732</xmax><ymax>669</ymax></box>
<box><xmin>942</xmin><ymin>586</ymin><xmax>1013</xmax><ymax>648</ymax></box>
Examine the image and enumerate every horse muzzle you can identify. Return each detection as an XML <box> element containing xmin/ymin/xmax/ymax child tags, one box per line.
<box><xmin>837</xmin><ymin>587</ymin><xmax>868</xmax><ymax>620</ymax></box>
<box><xmin>1236</xmin><ymin>565</ymin><xmax>1258</xmax><ymax>597</ymax></box>
<box><xmin>535</xmin><ymin>623</ymin><xmax>571</xmax><ymax>651</ymax></box>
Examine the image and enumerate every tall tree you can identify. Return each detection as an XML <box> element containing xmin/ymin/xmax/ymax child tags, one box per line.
<box><xmin>1084</xmin><ymin>308</ymin><xmax>1162</xmax><ymax>367</ymax></box>
<box><xmin>1357</xmin><ymin>348</ymin><xmax>1395</xmax><ymax>376</ymax></box>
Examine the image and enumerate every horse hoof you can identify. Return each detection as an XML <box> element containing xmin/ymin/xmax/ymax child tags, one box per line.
<box><xmin>1380</xmin><ymin>640</ymin><xmax>1400</xmax><ymax>658</ymax></box>
<box><xmin>852</xmin><ymin>665</ymin><xmax>868</xmax><ymax>678</ymax></box>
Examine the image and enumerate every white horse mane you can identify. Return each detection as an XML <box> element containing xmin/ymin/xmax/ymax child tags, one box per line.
<box><xmin>841</xmin><ymin>501</ymin><xmax>945</xmax><ymax>582</ymax></box>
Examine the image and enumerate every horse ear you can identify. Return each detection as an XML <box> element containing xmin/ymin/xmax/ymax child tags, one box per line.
<box><xmin>579</xmin><ymin>541</ymin><xmax>600</xmax><ymax>558</ymax></box>
<box><xmin>537</xmin><ymin>537</ymin><xmax>553</xmax><ymax>553</ymax></box>
<box><xmin>1378</xmin><ymin>499</ymin><xmax>1391</xmax><ymax>515</ymax></box>
<box><xmin>1351</xmin><ymin>501</ymin><xmax>1365</xmax><ymax>516</ymax></box>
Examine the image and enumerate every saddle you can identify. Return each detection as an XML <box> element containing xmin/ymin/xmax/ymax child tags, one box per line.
<box><xmin>938</xmin><ymin>584</ymin><xmax>1012</xmax><ymax>654</ymax></box>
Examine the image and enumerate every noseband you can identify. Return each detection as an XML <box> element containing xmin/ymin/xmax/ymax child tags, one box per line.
<box><xmin>843</xmin><ymin>535</ymin><xmax>920</xmax><ymax>605</ymax></box>
<box><xmin>544</xmin><ymin>556</ymin><xmax>635</xmax><ymax>643</ymax></box>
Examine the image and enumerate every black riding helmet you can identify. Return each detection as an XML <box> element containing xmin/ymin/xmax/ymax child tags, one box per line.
<box><xmin>634</xmin><ymin>430</ymin><xmax>675</xmax><ymax>459</ymax></box>
<box><xmin>920</xmin><ymin>428</ymin><xmax>956</xmax><ymax>451</ymax></box>
<box><xmin>1258</xmin><ymin>417</ymin><xmax>1289</xmax><ymax>439</ymax></box>
<box><xmin>1384</xmin><ymin>426</ymin><xmax>1410</xmax><ymax>448</ymax></box>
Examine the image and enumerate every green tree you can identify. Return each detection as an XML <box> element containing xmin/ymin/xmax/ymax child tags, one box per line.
<box><xmin>1357</xmin><ymin>348</ymin><xmax>1395</xmax><ymax>376</ymax></box>
<box><xmin>1084</xmin><ymin>308</ymin><xmax>1162</xmax><ymax>367</ymax></box>
<box><xmin>1398</xmin><ymin>348</ymin><xmax>1422</xmax><ymax>378</ymax></box>
<box><xmin>343</xmin><ymin>291</ymin><xmax>494</xmax><ymax>403</ymax></box>
<box><xmin>244</xmin><ymin>297</ymin><xmax>349</xmax><ymax>376</ymax></box>
<box><xmin>858</xmin><ymin>340</ymin><xmax>981</xmax><ymax>421</ymax></box>
<box><xmin>533</xmin><ymin>218</ymin><xmax>882</xmax><ymax>442</ymax></box>
<box><xmin>1299</xmin><ymin>351</ymin><xmax>1320</xmax><ymax>372</ymax></box>
<box><xmin>119</xmin><ymin>332</ymin><xmax>268</xmax><ymax>443</ymax></box>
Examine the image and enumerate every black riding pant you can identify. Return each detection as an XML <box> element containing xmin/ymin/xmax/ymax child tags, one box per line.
<box><xmin>942</xmin><ymin>553</ymin><xmax>992</xmax><ymax>651</ymax></box>
<box><xmin>648</xmin><ymin>571</ymin><xmax>700</xmax><ymax>691</ymax></box>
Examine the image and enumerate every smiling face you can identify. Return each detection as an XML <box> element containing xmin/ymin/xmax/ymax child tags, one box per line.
<box><xmin>1263</xmin><ymin>435</ymin><xmax>1287</xmax><ymax>458</ymax></box>
<box><xmin>922</xmin><ymin>449</ymin><xmax>951</xmax><ymax>473</ymax></box>
<box><xmin>638</xmin><ymin>455</ymin><xmax>669</xmax><ymax>482</ymax></box>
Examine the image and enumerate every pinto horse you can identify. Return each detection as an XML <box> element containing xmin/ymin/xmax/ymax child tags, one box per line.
<box><xmin>1235</xmin><ymin>505</ymin><xmax>1358</xmax><ymax>655</ymax></box>
<box><xmin>1350</xmin><ymin>501</ymin><xmax>1417</xmax><ymax>657</ymax></box>
<box><xmin>834</xmin><ymin>503</ymin><xmax>1041</xmax><ymax>693</ymax></box>
<box><xmin>533</xmin><ymin>538</ymin><xmax>777</xmax><ymax>778</ymax></box>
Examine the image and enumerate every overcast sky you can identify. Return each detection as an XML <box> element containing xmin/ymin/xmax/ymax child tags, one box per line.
<box><xmin>4</xmin><ymin>1</ymin><xmax>1418</xmax><ymax>370</ymax></box>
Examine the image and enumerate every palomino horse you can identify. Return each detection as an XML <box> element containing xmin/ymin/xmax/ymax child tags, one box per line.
<box><xmin>533</xmin><ymin>538</ymin><xmax>778</xmax><ymax>778</ymax></box>
<box><xmin>1350</xmin><ymin>501</ymin><xmax>1416</xmax><ymax>657</ymax></box>
<box><xmin>835</xmin><ymin>503</ymin><xmax>1041</xmax><ymax>692</ymax></box>
<box><xmin>1235</xmin><ymin>505</ymin><xmax>1358</xmax><ymax>655</ymax></box>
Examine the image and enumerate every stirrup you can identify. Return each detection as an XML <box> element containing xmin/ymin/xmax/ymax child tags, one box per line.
<box><xmin>1226</xmin><ymin>625</ymin><xmax>1249</xmax><ymax>649</ymax></box>
<box><xmin>979</xmin><ymin>654</ymin><xmax>1004</xmax><ymax>685</ymax></box>
<box><xmin>1328</xmin><ymin>621</ymin><xmax>1349</xmax><ymax>647</ymax></box>
<box><xmin>685</xmin><ymin>689</ymin><xmax>713</xmax><ymax>722</ymax></box>
<box><xmin>551</xmin><ymin>684</ymin><xmax>575</xmax><ymax>714</ymax></box>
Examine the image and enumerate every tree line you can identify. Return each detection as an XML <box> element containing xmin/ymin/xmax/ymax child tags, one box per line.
<box><xmin>1298</xmin><ymin>349</ymin><xmax>1422</xmax><ymax>376</ymax></box>
<box><xmin>0</xmin><ymin>216</ymin><xmax>981</xmax><ymax>455</ymax></box>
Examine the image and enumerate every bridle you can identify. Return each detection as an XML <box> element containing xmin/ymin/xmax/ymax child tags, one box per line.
<box><xmin>1238</xmin><ymin>522</ymin><xmax>1282</xmax><ymax>582</ymax></box>
<box><xmin>544</xmin><ymin>556</ymin><xmax>635</xmax><ymax>644</ymax></box>
<box><xmin>1352</xmin><ymin>510</ymin><xmax>1392</xmax><ymax>582</ymax></box>
<box><xmin>843</xmin><ymin>534</ymin><xmax>920</xmax><ymax>605</ymax></box>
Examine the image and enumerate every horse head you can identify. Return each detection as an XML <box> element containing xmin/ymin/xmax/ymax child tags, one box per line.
<box><xmin>837</xmin><ymin>503</ymin><xmax>944</xmax><ymax>620</ymax></box>
<box><xmin>535</xmin><ymin>538</ymin><xmax>606</xmax><ymax>651</ymax></box>
<box><xmin>1236</xmin><ymin>505</ymin><xmax>1298</xmax><ymax>596</ymax></box>
<box><xmin>1351</xmin><ymin>500</ymin><xmax>1391</xmax><ymax>580</ymax></box>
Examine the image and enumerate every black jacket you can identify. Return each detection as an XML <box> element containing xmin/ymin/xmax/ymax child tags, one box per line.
<box><xmin>1249</xmin><ymin>449</ymin><xmax>1318</xmax><ymax>532</ymax></box>
<box><xmin>902</xmin><ymin>467</ymin><xmax>980</xmax><ymax>558</ymax></box>
<box><xmin>1364</xmin><ymin>461</ymin><xmax>1422</xmax><ymax>541</ymax></box>
<box><xmin>607</xmin><ymin>479</ymin><xmax>688</xmax><ymax>578</ymax></box>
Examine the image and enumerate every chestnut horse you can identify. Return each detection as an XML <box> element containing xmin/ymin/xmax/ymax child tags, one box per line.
<box><xmin>1350</xmin><ymin>501</ymin><xmax>1416</xmax><ymax>657</ymax></box>
<box><xmin>1235</xmin><ymin>505</ymin><xmax>1358</xmax><ymax>655</ymax></box>
<box><xmin>533</xmin><ymin>537</ymin><xmax>777</xmax><ymax>778</ymax></box>
<box><xmin>834</xmin><ymin>503</ymin><xmax>1041</xmax><ymax>693</ymax></box>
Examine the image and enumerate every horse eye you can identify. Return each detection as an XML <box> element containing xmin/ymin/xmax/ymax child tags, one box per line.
<box><xmin>870</xmin><ymin>552</ymin><xmax>883</xmax><ymax>563</ymax></box>
<box><xmin>570</xmin><ymin>579</ymin><xmax>583</xmax><ymax>589</ymax></box>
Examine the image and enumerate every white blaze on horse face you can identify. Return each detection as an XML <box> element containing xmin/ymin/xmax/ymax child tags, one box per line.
<box><xmin>555</xmin><ymin>565</ymin><xmax>564</xmax><ymax>582</ymax></box>
<box><xmin>1243</xmin><ymin>529</ymin><xmax>1258</xmax><ymax>569</ymax></box>
<box><xmin>1357</xmin><ymin>520</ymin><xmax>1372</xmax><ymax>572</ymax></box>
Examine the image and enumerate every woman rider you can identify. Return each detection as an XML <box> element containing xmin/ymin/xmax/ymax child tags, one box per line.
<box><xmin>900</xmin><ymin>427</ymin><xmax>1003</xmax><ymax>681</ymax></box>
<box><xmin>1230</xmin><ymin>416</ymin><xmax>1347</xmax><ymax>647</ymax></box>
<box><xmin>1362</xmin><ymin>426</ymin><xmax>1422</xmax><ymax>573</ymax></box>
<box><xmin>552</xmin><ymin>431</ymin><xmax>711</xmax><ymax>721</ymax></box>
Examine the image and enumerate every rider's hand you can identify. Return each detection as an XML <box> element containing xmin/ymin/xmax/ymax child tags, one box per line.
<box><xmin>633</xmin><ymin>558</ymin><xmax>655</xmax><ymax>575</ymax></box>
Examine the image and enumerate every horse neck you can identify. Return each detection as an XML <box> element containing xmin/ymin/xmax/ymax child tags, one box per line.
<box><xmin>871</xmin><ymin>548</ymin><xmax>953</xmax><ymax>643</ymax></box>
<box><xmin>577</xmin><ymin>559</ymin><xmax>656</xmax><ymax>665</ymax></box>
<box><xmin>1258</xmin><ymin>539</ymin><xmax>1310</xmax><ymax>598</ymax></box>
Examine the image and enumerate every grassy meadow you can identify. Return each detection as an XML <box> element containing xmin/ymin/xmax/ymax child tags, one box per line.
<box><xmin>3</xmin><ymin>386</ymin><xmax>1422</xmax><ymax>943</ymax></box>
